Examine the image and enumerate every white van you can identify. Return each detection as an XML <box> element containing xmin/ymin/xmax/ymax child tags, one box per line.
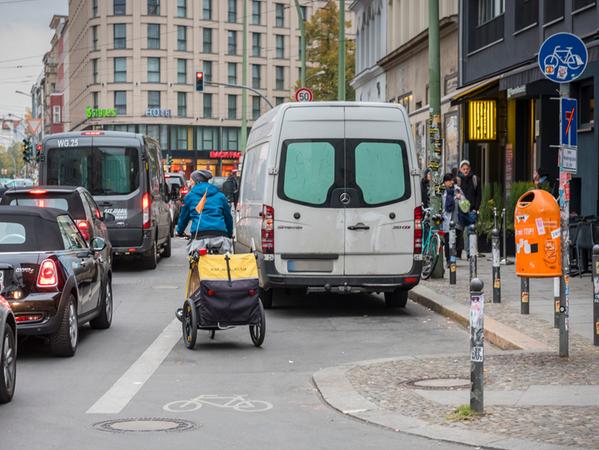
<box><xmin>235</xmin><ymin>102</ymin><xmax>422</xmax><ymax>308</ymax></box>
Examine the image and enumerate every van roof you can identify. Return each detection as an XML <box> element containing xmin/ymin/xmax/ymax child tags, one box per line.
<box><xmin>42</xmin><ymin>130</ymin><xmax>145</xmax><ymax>144</ymax></box>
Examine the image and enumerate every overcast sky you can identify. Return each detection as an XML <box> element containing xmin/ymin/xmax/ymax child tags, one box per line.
<box><xmin>0</xmin><ymin>0</ymin><xmax>67</xmax><ymax>119</ymax></box>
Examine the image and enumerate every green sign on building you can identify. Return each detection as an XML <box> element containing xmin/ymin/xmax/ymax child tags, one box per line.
<box><xmin>86</xmin><ymin>107</ymin><xmax>117</xmax><ymax>119</ymax></box>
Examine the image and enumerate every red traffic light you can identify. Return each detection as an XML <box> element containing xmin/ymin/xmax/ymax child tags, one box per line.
<box><xmin>36</xmin><ymin>144</ymin><xmax>42</xmax><ymax>151</ymax></box>
<box><xmin>196</xmin><ymin>72</ymin><xmax>204</xmax><ymax>79</ymax></box>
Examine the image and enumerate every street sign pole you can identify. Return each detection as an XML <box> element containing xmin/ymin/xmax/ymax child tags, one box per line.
<box><xmin>558</xmin><ymin>85</ymin><xmax>570</xmax><ymax>358</ymax></box>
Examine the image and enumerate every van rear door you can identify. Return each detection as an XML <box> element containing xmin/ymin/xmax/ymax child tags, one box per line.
<box><xmin>343</xmin><ymin>106</ymin><xmax>415</xmax><ymax>276</ymax></box>
<box><xmin>273</xmin><ymin>107</ymin><xmax>345</xmax><ymax>277</ymax></box>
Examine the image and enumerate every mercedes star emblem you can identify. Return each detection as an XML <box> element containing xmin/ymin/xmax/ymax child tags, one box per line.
<box><xmin>340</xmin><ymin>192</ymin><xmax>351</xmax><ymax>205</ymax></box>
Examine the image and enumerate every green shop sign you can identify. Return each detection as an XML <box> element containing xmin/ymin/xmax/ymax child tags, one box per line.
<box><xmin>86</xmin><ymin>107</ymin><xmax>117</xmax><ymax>119</ymax></box>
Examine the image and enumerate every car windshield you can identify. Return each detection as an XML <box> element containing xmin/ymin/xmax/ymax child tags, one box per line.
<box><xmin>46</xmin><ymin>146</ymin><xmax>140</xmax><ymax>195</ymax></box>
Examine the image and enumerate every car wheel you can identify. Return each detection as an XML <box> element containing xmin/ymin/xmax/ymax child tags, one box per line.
<box><xmin>384</xmin><ymin>289</ymin><xmax>408</xmax><ymax>308</ymax></box>
<box><xmin>142</xmin><ymin>240</ymin><xmax>158</xmax><ymax>270</ymax></box>
<box><xmin>0</xmin><ymin>324</ymin><xmax>16</xmax><ymax>403</ymax></box>
<box><xmin>259</xmin><ymin>287</ymin><xmax>273</xmax><ymax>309</ymax></box>
<box><xmin>90</xmin><ymin>278</ymin><xmax>113</xmax><ymax>330</ymax></box>
<box><xmin>50</xmin><ymin>295</ymin><xmax>78</xmax><ymax>357</ymax></box>
<box><xmin>163</xmin><ymin>233</ymin><xmax>172</xmax><ymax>258</ymax></box>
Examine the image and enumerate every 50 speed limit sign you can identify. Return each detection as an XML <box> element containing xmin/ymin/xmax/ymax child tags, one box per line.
<box><xmin>295</xmin><ymin>87</ymin><xmax>313</xmax><ymax>102</ymax></box>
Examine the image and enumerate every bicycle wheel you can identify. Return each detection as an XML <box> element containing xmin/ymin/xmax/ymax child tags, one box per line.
<box><xmin>249</xmin><ymin>299</ymin><xmax>266</xmax><ymax>347</ymax></box>
<box><xmin>182</xmin><ymin>300</ymin><xmax>197</xmax><ymax>350</ymax></box>
<box><xmin>163</xmin><ymin>399</ymin><xmax>202</xmax><ymax>413</ymax></box>
<box><xmin>421</xmin><ymin>233</ymin><xmax>441</xmax><ymax>280</ymax></box>
<box><xmin>233</xmin><ymin>399</ymin><xmax>273</xmax><ymax>412</ymax></box>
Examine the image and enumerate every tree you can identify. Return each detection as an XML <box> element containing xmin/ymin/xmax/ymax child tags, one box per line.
<box><xmin>0</xmin><ymin>143</ymin><xmax>25</xmax><ymax>178</ymax></box>
<box><xmin>300</xmin><ymin>0</ymin><xmax>355</xmax><ymax>101</ymax></box>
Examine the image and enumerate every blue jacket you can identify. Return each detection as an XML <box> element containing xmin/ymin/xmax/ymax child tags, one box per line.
<box><xmin>176</xmin><ymin>183</ymin><xmax>233</xmax><ymax>237</ymax></box>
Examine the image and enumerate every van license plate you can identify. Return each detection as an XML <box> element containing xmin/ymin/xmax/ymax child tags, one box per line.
<box><xmin>287</xmin><ymin>260</ymin><xmax>333</xmax><ymax>273</ymax></box>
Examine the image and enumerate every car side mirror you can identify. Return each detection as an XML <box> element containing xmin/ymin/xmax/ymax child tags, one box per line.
<box><xmin>103</xmin><ymin>212</ymin><xmax>116</xmax><ymax>222</ymax></box>
<box><xmin>91</xmin><ymin>237</ymin><xmax>107</xmax><ymax>252</ymax></box>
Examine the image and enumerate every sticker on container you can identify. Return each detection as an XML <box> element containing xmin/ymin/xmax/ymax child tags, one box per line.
<box><xmin>521</xmin><ymin>292</ymin><xmax>529</xmax><ymax>303</ymax></box>
<box><xmin>536</xmin><ymin>217</ymin><xmax>546</xmax><ymax>235</ymax></box>
<box><xmin>494</xmin><ymin>278</ymin><xmax>501</xmax><ymax>289</ymax></box>
<box><xmin>551</xmin><ymin>228</ymin><xmax>561</xmax><ymax>239</ymax></box>
<box><xmin>471</xmin><ymin>346</ymin><xmax>484</xmax><ymax>362</ymax></box>
<box><xmin>516</xmin><ymin>214</ymin><xmax>529</xmax><ymax>224</ymax></box>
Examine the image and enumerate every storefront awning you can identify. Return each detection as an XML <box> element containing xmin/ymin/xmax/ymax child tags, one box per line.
<box><xmin>449</xmin><ymin>75</ymin><xmax>501</xmax><ymax>106</ymax></box>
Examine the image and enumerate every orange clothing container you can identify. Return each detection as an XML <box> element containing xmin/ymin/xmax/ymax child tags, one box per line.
<box><xmin>514</xmin><ymin>189</ymin><xmax>562</xmax><ymax>277</ymax></box>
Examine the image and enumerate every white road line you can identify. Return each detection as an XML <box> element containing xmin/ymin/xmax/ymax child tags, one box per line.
<box><xmin>86</xmin><ymin>319</ymin><xmax>181</xmax><ymax>415</ymax></box>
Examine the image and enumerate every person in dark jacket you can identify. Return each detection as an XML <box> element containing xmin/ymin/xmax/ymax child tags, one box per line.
<box><xmin>176</xmin><ymin>169</ymin><xmax>233</xmax><ymax>238</ymax></box>
<box><xmin>421</xmin><ymin>168</ymin><xmax>432</xmax><ymax>208</ymax></box>
<box><xmin>222</xmin><ymin>169</ymin><xmax>240</xmax><ymax>206</ymax></box>
<box><xmin>457</xmin><ymin>160</ymin><xmax>481</xmax><ymax>224</ymax></box>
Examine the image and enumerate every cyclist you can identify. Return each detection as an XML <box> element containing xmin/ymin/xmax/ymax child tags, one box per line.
<box><xmin>176</xmin><ymin>169</ymin><xmax>234</xmax><ymax>243</ymax></box>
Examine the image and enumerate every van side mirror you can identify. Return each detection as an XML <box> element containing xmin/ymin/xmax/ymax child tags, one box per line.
<box><xmin>91</xmin><ymin>237</ymin><xmax>107</xmax><ymax>252</ymax></box>
<box><xmin>102</xmin><ymin>212</ymin><xmax>116</xmax><ymax>222</ymax></box>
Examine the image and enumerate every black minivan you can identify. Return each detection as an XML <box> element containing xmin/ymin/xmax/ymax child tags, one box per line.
<box><xmin>38</xmin><ymin>131</ymin><xmax>172</xmax><ymax>269</ymax></box>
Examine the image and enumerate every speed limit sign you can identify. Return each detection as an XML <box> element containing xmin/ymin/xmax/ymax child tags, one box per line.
<box><xmin>295</xmin><ymin>87</ymin><xmax>313</xmax><ymax>102</ymax></box>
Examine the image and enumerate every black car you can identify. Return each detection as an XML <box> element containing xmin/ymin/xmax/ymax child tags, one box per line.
<box><xmin>0</xmin><ymin>206</ymin><xmax>112</xmax><ymax>357</ymax></box>
<box><xmin>1</xmin><ymin>186</ymin><xmax>113</xmax><ymax>265</ymax></box>
<box><xmin>0</xmin><ymin>294</ymin><xmax>16</xmax><ymax>403</ymax></box>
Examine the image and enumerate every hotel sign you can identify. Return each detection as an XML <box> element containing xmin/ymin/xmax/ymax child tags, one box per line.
<box><xmin>86</xmin><ymin>107</ymin><xmax>117</xmax><ymax>119</ymax></box>
<box><xmin>145</xmin><ymin>108</ymin><xmax>172</xmax><ymax>117</ymax></box>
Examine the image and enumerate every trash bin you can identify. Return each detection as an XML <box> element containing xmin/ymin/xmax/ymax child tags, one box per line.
<box><xmin>514</xmin><ymin>189</ymin><xmax>561</xmax><ymax>277</ymax></box>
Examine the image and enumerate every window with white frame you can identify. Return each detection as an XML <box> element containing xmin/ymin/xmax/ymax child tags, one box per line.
<box><xmin>478</xmin><ymin>0</ymin><xmax>504</xmax><ymax>25</ymax></box>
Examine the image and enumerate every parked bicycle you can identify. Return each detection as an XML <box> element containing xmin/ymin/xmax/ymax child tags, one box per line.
<box><xmin>421</xmin><ymin>208</ymin><xmax>445</xmax><ymax>280</ymax></box>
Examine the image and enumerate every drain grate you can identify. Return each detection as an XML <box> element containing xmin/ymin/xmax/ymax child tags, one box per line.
<box><xmin>404</xmin><ymin>378</ymin><xmax>470</xmax><ymax>391</ymax></box>
<box><xmin>94</xmin><ymin>418</ymin><xmax>197</xmax><ymax>433</ymax></box>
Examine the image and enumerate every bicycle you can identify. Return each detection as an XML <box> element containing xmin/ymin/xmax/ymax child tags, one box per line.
<box><xmin>163</xmin><ymin>394</ymin><xmax>273</xmax><ymax>413</ymax></box>
<box><xmin>421</xmin><ymin>208</ymin><xmax>445</xmax><ymax>280</ymax></box>
<box><xmin>544</xmin><ymin>46</ymin><xmax>584</xmax><ymax>71</ymax></box>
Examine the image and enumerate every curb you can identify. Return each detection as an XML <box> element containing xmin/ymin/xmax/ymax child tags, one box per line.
<box><xmin>409</xmin><ymin>285</ymin><xmax>551</xmax><ymax>352</ymax></box>
<box><xmin>313</xmin><ymin>363</ymin><xmax>591</xmax><ymax>450</ymax></box>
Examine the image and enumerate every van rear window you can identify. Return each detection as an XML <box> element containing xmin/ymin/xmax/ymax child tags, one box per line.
<box><xmin>282</xmin><ymin>142</ymin><xmax>336</xmax><ymax>206</ymax></box>
<box><xmin>46</xmin><ymin>146</ymin><xmax>140</xmax><ymax>195</ymax></box>
<box><xmin>354</xmin><ymin>142</ymin><xmax>406</xmax><ymax>205</ymax></box>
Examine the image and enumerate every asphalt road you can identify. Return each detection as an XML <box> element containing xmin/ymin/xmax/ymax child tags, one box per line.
<box><xmin>0</xmin><ymin>238</ymin><xmax>475</xmax><ymax>450</ymax></box>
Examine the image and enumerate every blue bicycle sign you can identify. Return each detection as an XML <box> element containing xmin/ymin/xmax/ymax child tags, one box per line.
<box><xmin>538</xmin><ymin>33</ymin><xmax>588</xmax><ymax>83</ymax></box>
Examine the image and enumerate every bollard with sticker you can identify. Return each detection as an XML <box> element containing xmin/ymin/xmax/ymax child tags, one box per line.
<box><xmin>492</xmin><ymin>227</ymin><xmax>501</xmax><ymax>303</ymax></box>
<box><xmin>470</xmin><ymin>278</ymin><xmax>484</xmax><ymax>414</ymax></box>
<box><xmin>593</xmin><ymin>245</ymin><xmax>599</xmax><ymax>346</ymax></box>
<box><xmin>521</xmin><ymin>277</ymin><xmax>529</xmax><ymax>315</ymax></box>
<box><xmin>554</xmin><ymin>277</ymin><xmax>560</xmax><ymax>328</ymax></box>
<box><xmin>469</xmin><ymin>225</ymin><xmax>477</xmax><ymax>281</ymax></box>
<box><xmin>449</xmin><ymin>221</ymin><xmax>457</xmax><ymax>285</ymax></box>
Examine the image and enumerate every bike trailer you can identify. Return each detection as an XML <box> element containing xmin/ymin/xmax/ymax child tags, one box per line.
<box><xmin>190</xmin><ymin>253</ymin><xmax>261</xmax><ymax>327</ymax></box>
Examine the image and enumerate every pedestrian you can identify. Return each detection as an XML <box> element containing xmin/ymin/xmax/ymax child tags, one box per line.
<box><xmin>421</xmin><ymin>168</ymin><xmax>432</xmax><ymax>209</ymax></box>
<box><xmin>533</xmin><ymin>167</ymin><xmax>555</xmax><ymax>194</ymax></box>
<box><xmin>441</xmin><ymin>173</ymin><xmax>464</xmax><ymax>265</ymax></box>
<box><xmin>456</xmin><ymin>160</ymin><xmax>481</xmax><ymax>228</ymax></box>
<box><xmin>222</xmin><ymin>169</ymin><xmax>240</xmax><ymax>207</ymax></box>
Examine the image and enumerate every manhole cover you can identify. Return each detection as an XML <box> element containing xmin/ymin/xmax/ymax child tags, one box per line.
<box><xmin>94</xmin><ymin>418</ymin><xmax>196</xmax><ymax>433</ymax></box>
<box><xmin>406</xmin><ymin>378</ymin><xmax>470</xmax><ymax>390</ymax></box>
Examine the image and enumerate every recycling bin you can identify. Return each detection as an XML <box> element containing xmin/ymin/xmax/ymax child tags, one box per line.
<box><xmin>514</xmin><ymin>189</ymin><xmax>561</xmax><ymax>277</ymax></box>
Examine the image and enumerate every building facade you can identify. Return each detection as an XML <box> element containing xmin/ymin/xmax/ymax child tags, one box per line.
<box><xmin>67</xmin><ymin>0</ymin><xmax>323</xmax><ymax>177</ymax></box>
<box><xmin>377</xmin><ymin>0</ymin><xmax>459</xmax><ymax>172</ymax></box>
<box><xmin>458</xmin><ymin>0</ymin><xmax>599</xmax><ymax>216</ymax></box>
<box><xmin>350</xmin><ymin>0</ymin><xmax>387</xmax><ymax>103</ymax></box>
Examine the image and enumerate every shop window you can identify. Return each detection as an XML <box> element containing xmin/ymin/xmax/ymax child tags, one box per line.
<box><xmin>198</xmin><ymin>127</ymin><xmax>217</xmax><ymax>150</ymax></box>
<box><xmin>171</xmin><ymin>127</ymin><xmax>188</xmax><ymax>150</ymax></box>
<box><xmin>223</xmin><ymin>128</ymin><xmax>239</xmax><ymax>150</ymax></box>
<box><xmin>578</xmin><ymin>80</ymin><xmax>595</xmax><ymax>127</ymax></box>
<box><xmin>543</xmin><ymin>0</ymin><xmax>563</xmax><ymax>23</ymax></box>
<box><xmin>515</xmin><ymin>0</ymin><xmax>538</xmax><ymax>31</ymax></box>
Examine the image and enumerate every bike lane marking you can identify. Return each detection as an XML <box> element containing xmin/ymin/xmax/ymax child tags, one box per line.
<box><xmin>163</xmin><ymin>395</ymin><xmax>274</xmax><ymax>413</ymax></box>
<box><xmin>86</xmin><ymin>319</ymin><xmax>181</xmax><ymax>415</ymax></box>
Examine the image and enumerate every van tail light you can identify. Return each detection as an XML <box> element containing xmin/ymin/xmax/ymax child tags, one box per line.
<box><xmin>414</xmin><ymin>206</ymin><xmax>423</xmax><ymax>255</ymax></box>
<box><xmin>37</xmin><ymin>258</ymin><xmax>58</xmax><ymax>288</ymax></box>
<box><xmin>261</xmin><ymin>205</ymin><xmax>274</xmax><ymax>254</ymax></box>
<box><xmin>142</xmin><ymin>193</ymin><xmax>151</xmax><ymax>229</ymax></box>
<box><xmin>75</xmin><ymin>220</ymin><xmax>91</xmax><ymax>241</ymax></box>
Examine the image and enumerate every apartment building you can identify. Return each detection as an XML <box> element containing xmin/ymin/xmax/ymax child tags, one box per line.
<box><xmin>67</xmin><ymin>0</ymin><xmax>323</xmax><ymax>176</ymax></box>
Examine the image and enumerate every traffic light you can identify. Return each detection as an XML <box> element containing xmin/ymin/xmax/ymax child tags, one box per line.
<box><xmin>21</xmin><ymin>138</ymin><xmax>32</xmax><ymax>163</ymax></box>
<box><xmin>195</xmin><ymin>71</ymin><xmax>204</xmax><ymax>92</ymax></box>
<box><xmin>35</xmin><ymin>143</ymin><xmax>43</xmax><ymax>163</ymax></box>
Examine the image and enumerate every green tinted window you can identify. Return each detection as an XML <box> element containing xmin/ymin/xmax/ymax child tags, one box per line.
<box><xmin>283</xmin><ymin>142</ymin><xmax>335</xmax><ymax>205</ymax></box>
<box><xmin>355</xmin><ymin>142</ymin><xmax>406</xmax><ymax>205</ymax></box>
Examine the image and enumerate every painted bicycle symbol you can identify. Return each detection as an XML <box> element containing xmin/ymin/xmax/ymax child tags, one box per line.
<box><xmin>163</xmin><ymin>394</ymin><xmax>273</xmax><ymax>413</ymax></box>
<box><xmin>544</xmin><ymin>46</ymin><xmax>584</xmax><ymax>73</ymax></box>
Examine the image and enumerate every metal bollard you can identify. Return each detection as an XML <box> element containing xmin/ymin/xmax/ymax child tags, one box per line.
<box><xmin>492</xmin><ymin>227</ymin><xmax>501</xmax><ymax>303</ymax></box>
<box><xmin>468</xmin><ymin>225</ymin><xmax>477</xmax><ymax>280</ymax></box>
<box><xmin>449</xmin><ymin>221</ymin><xmax>457</xmax><ymax>285</ymax></box>
<box><xmin>520</xmin><ymin>277</ymin><xmax>529</xmax><ymax>315</ymax></box>
<box><xmin>500</xmin><ymin>208</ymin><xmax>513</xmax><ymax>265</ymax></box>
<box><xmin>593</xmin><ymin>245</ymin><xmax>599</xmax><ymax>346</ymax></box>
<box><xmin>553</xmin><ymin>277</ymin><xmax>560</xmax><ymax>328</ymax></box>
<box><xmin>469</xmin><ymin>278</ymin><xmax>484</xmax><ymax>414</ymax></box>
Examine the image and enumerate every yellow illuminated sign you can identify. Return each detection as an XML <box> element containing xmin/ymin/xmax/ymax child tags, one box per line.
<box><xmin>468</xmin><ymin>100</ymin><xmax>497</xmax><ymax>141</ymax></box>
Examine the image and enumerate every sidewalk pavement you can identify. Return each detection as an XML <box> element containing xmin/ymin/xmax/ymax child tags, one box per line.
<box><xmin>312</xmin><ymin>256</ymin><xmax>599</xmax><ymax>449</ymax></box>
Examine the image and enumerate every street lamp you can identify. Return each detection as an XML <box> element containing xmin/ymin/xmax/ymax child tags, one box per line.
<box><xmin>293</xmin><ymin>0</ymin><xmax>307</xmax><ymax>88</ymax></box>
<box><xmin>15</xmin><ymin>89</ymin><xmax>43</xmax><ymax>140</ymax></box>
<box><xmin>306</xmin><ymin>70</ymin><xmax>326</xmax><ymax>84</ymax></box>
